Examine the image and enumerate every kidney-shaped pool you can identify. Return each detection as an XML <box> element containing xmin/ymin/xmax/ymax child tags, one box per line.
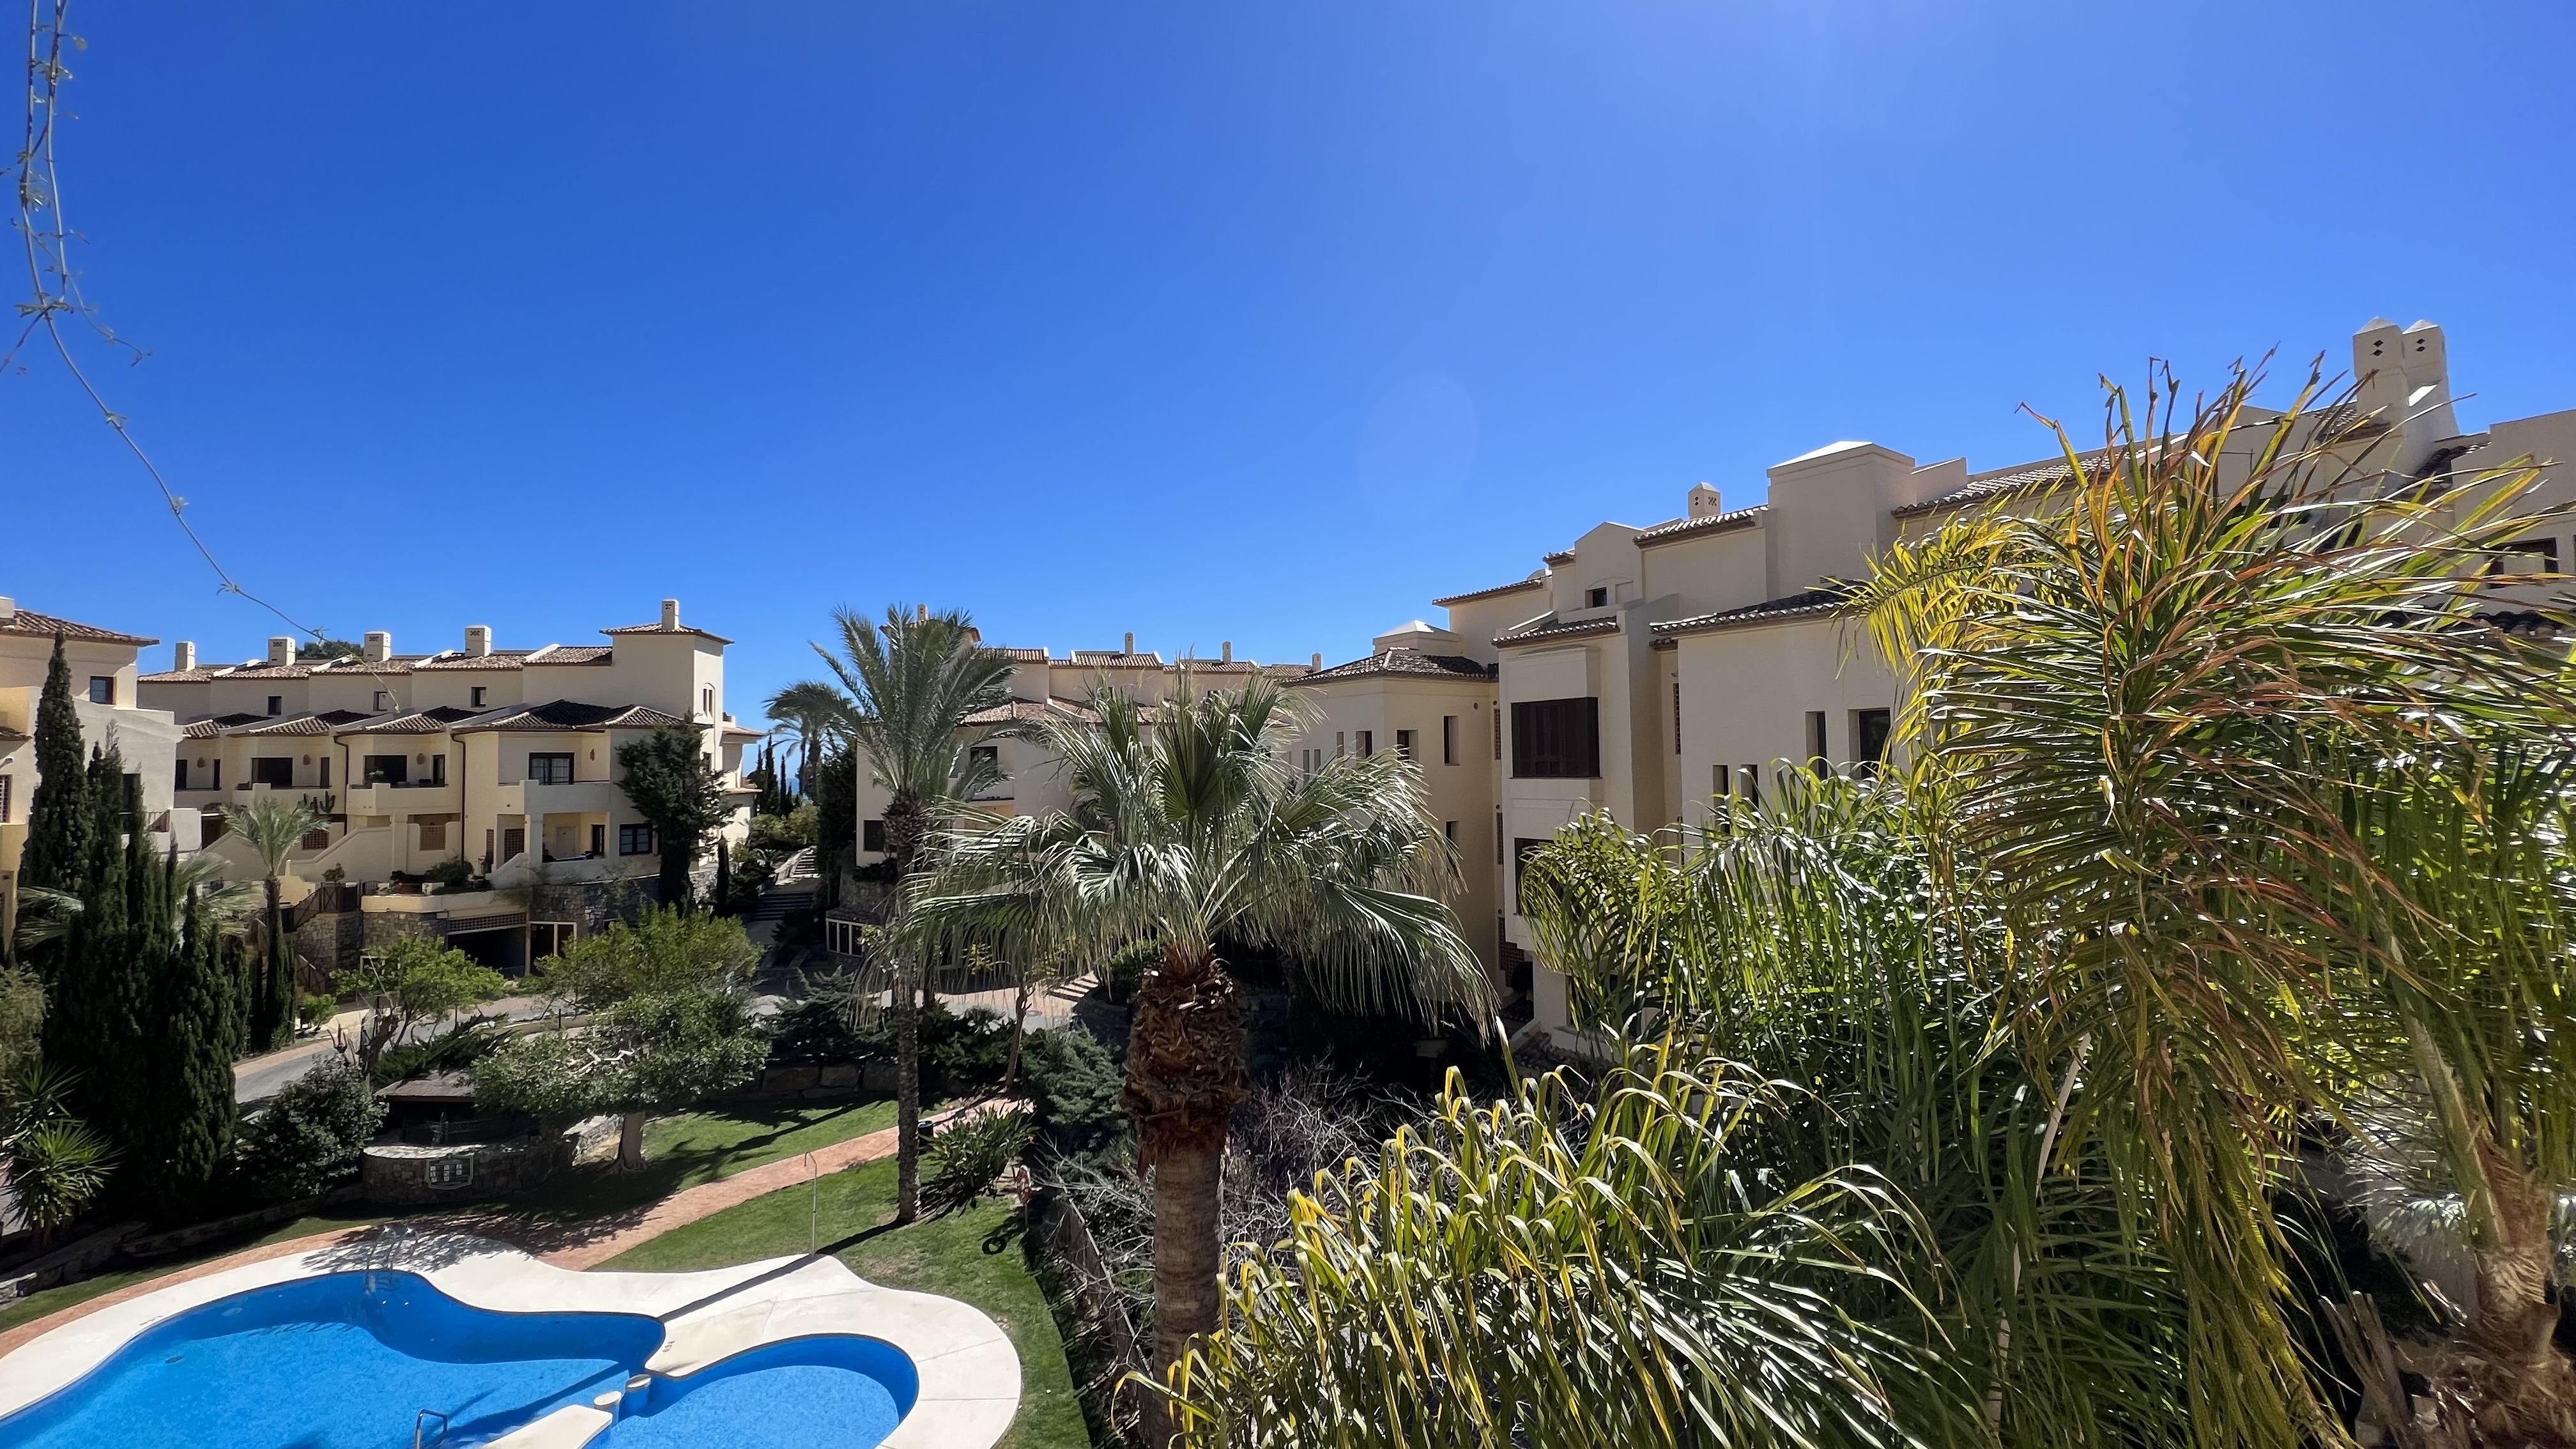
<box><xmin>0</xmin><ymin>1271</ymin><xmax>919</xmax><ymax>1449</ymax></box>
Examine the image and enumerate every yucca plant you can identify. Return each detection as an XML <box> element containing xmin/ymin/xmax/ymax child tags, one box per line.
<box><xmin>900</xmin><ymin>675</ymin><xmax>1490</xmax><ymax>1432</ymax></box>
<box><xmin>1849</xmin><ymin>362</ymin><xmax>2576</xmax><ymax>1444</ymax></box>
<box><xmin>1164</xmin><ymin>1044</ymin><xmax>1954</xmax><ymax>1448</ymax></box>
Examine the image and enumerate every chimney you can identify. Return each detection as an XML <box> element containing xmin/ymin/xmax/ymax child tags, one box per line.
<box><xmin>364</xmin><ymin>631</ymin><xmax>392</xmax><ymax>664</ymax></box>
<box><xmin>174</xmin><ymin>641</ymin><xmax>195</xmax><ymax>671</ymax></box>
<box><xmin>1221</xmin><ymin>641</ymin><xmax>1233</xmax><ymax>662</ymax></box>
<box><xmin>268</xmin><ymin>636</ymin><xmax>295</xmax><ymax>666</ymax></box>
<box><xmin>917</xmin><ymin>604</ymin><xmax>929</xmax><ymax>622</ymax></box>
<box><xmin>1124</xmin><ymin>631</ymin><xmax>1135</xmax><ymax>655</ymax></box>
<box><xmin>1311</xmin><ymin>652</ymin><xmax>1323</xmax><ymax>668</ymax></box>
<box><xmin>464</xmin><ymin>624</ymin><xmax>491</xmax><ymax>657</ymax></box>
<box><xmin>0</xmin><ymin>597</ymin><xmax>14</xmax><ymax>622</ymax></box>
<box><xmin>661</xmin><ymin>599</ymin><xmax>681</xmax><ymax>631</ymax></box>
<box><xmin>1689</xmin><ymin>482</ymin><xmax>1724</xmax><ymax>519</ymax></box>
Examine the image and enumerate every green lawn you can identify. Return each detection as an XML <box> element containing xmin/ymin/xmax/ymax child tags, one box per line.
<box><xmin>604</xmin><ymin>1154</ymin><xmax>1089</xmax><ymax>1449</ymax></box>
<box><xmin>0</xmin><ymin>1098</ymin><xmax>903</xmax><ymax>1337</ymax></box>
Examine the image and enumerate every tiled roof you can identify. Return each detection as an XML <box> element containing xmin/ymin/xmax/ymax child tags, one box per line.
<box><xmin>453</xmin><ymin>700</ymin><xmax>695</xmax><ymax>733</ymax></box>
<box><xmin>1652</xmin><ymin>586</ymin><xmax>1852</xmax><ymax>638</ymax></box>
<box><xmin>1430</xmin><ymin>576</ymin><xmax>1547</xmax><ymax>608</ymax></box>
<box><xmin>530</xmin><ymin>645</ymin><xmax>614</xmax><ymax>665</ymax></box>
<box><xmin>1066</xmin><ymin>651</ymin><xmax>1165</xmax><ymax>667</ymax></box>
<box><xmin>0</xmin><ymin>608</ymin><xmax>155</xmax><ymax>647</ymax></box>
<box><xmin>1495</xmin><ymin>616</ymin><xmax>1621</xmax><ymax>648</ymax></box>
<box><xmin>182</xmin><ymin>712</ymin><xmax>268</xmax><ymax>739</ymax></box>
<box><xmin>311</xmin><ymin>654</ymin><xmax>431</xmax><ymax>675</ymax></box>
<box><xmin>226</xmin><ymin>709</ymin><xmax>376</xmax><ymax>738</ymax></box>
<box><xmin>1634</xmin><ymin>504</ymin><xmax>1768</xmax><ymax>548</ymax></box>
<box><xmin>207</xmin><ymin>661</ymin><xmax>313</xmax><ymax>680</ymax></box>
<box><xmin>962</xmin><ymin>698</ymin><xmax>1085</xmax><ymax>726</ymax></box>
<box><xmin>413</xmin><ymin>649</ymin><xmax>541</xmax><ymax>672</ymax></box>
<box><xmin>335</xmin><ymin>706</ymin><xmax>483</xmax><ymax>737</ymax></box>
<box><xmin>1894</xmin><ymin>448</ymin><xmax>2117</xmax><ymax>520</ymax></box>
<box><xmin>992</xmin><ymin>647</ymin><xmax>1051</xmax><ymax>663</ymax></box>
<box><xmin>1290</xmin><ymin>650</ymin><xmax>1495</xmax><ymax>686</ymax></box>
<box><xmin>0</xmin><ymin>726</ymin><xmax>29</xmax><ymax>746</ymax></box>
<box><xmin>140</xmin><ymin>668</ymin><xmax>221</xmax><ymax>683</ymax></box>
<box><xmin>602</xmin><ymin>620</ymin><xmax>736</xmax><ymax>645</ymax></box>
<box><xmin>1542</xmin><ymin>549</ymin><xmax>1577</xmax><ymax>566</ymax></box>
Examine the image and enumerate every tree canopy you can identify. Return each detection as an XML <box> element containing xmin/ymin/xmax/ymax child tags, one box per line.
<box><xmin>616</xmin><ymin>725</ymin><xmax>730</xmax><ymax>910</ymax></box>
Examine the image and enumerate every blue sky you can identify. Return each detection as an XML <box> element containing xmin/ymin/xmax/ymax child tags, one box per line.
<box><xmin>10</xmin><ymin>1</ymin><xmax>2572</xmax><ymax>722</ymax></box>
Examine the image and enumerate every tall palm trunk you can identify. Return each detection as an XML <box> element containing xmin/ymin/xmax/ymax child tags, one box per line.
<box><xmin>1128</xmin><ymin>946</ymin><xmax>1250</xmax><ymax>1437</ymax></box>
<box><xmin>888</xmin><ymin>790</ymin><xmax>930</xmax><ymax>1223</ymax></box>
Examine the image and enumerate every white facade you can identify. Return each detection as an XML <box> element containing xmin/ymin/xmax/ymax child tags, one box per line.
<box><xmin>1294</xmin><ymin>317</ymin><xmax>2576</xmax><ymax>1052</ymax></box>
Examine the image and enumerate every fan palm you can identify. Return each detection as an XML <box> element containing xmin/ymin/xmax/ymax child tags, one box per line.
<box><xmin>224</xmin><ymin>795</ymin><xmax>326</xmax><ymax>1053</ymax></box>
<box><xmin>763</xmin><ymin>678</ymin><xmax>853</xmax><ymax>802</ymax></box>
<box><xmin>901</xmin><ymin>675</ymin><xmax>1492</xmax><ymax>1415</ymax></box>
<box><xmin>801</xmin><ymin>604</ymin><xmax>1015</xmax><ymax>1220</ymax></box>
<box><xmin>1848</xmin><ymin>362</ymin><xmax>2576</xmax><ymax>1443</ymax></box>
<box><xmin>10</xmin><ymin>852</ymin><xmax>254</xmax><ymax>953</ymax></box>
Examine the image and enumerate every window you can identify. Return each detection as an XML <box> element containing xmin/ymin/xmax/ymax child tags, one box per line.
<box><xmin>1510</xmin><ymin>698</ymin><xmax>1600</xmax><ymax>778</ymax></box>
<box><xmin>701</xmin><ymin>686</ymin><xmax>715</xmax><ymax>716</ymax></box>
<box><xmin>526</xmin><ymin>753</ymin><xmax>574</xmax><ymax>785</ymax></box>
<box><xmin>1394</xmin><ymin>729</ymin><xmax>1415</xmax><ymax>760</ymax></box>
<box><xmin>1492</xmin><ymin>709</ymin><xmax>1502</xmax><ymax>760</ymax></box>
<box><xmin>251</xmin><ymin>756</ymin><xmax>295</xmax><ymax>788</ymax></box>
<box><xmin>1494</xmin><ymin>809</ymin><xmax>1504</xmax><ymax>864</ymax></box>
<box><xmin>1334</xmin><ymin>732</ymin><xmax>1346</xmax><ymax>759</ymax></box>
<box><xmin>1673</xmin><ymin>681</ymin><xmax>1682</xmax><ymax>754</ymax></box>
<box><xmin>364</xmin><ymin>754</ymin><xmax>409</xmax><ymax>785</ymax></box>
<box><xmin>969</xmin><ymin>744</ymin><xmax>999</xmax><ymax>772</ymax></box>
<box><xmin>1585</xmin><ymin>586</ymin><xmax>1609</xmax><ymax>608</ymax></box>
<box><xmin>2491</xmin><ymin>537</ymin><xmax>2561</xmax><ymax>578</ymax></box>
<box><xmin>618</xmin><ymin>823</ymin><xmax>655</xmax><ymax>855</ymax></box>
<box><xmin>1742</xmin><ymin>763</ymin><xmax>1761</xmax><ymax>807</ymax></box>
<box><xmin>87</xmin><ymin>676</ymin><xmax>114</xmax><ymax>705</ymax></box>
<box><xmin>318</xmin><ymin>758</ymin><xmax>330</xmax><ymax>789</ymax></box>
<box><xmin>1441</xmin><ymin>715</ymin><xmax>1457</xmax><ymax>765</ymax></box>
<box><xmin>1807</xmin><ymin>711</ymin><xmax>1830</xmax><ymax>774</ymax></box>
<box><xmin>470</xmin><ymin>686</ymin><xmax>486</xmax><ymax>707</ymax></box>
<box><xmin>0</xmin><ymin>774</ymin><xmax>10</xmax><ymax>824</ymax></box>
<box><xmin>1356</xmin><ymin>730</ymin><xmax>1374</xmax><ymax>758</ymax></box>
<box><xmin>532</xmin><ymin>921</ymin><xmax>578</xmax><ymax>961</ymax></box>
<box><xmin>1853</xmin><ymin>709</ymin><xmax>1892</xmax><ymax>777</ymax></box>
<box><xmin>373</xmin><ymin>691</ymin><xmax>392</xmax><ymax>710</ymax></box>
<box><xmin>300</xmin><ymin>827</ymin><xmax>331</xmax><ymax>852</ymax></box>
<box><xmin>427</xmin><ymin>755</ymin><xmax>446</xmax><ymax>786</ymax></box>
<box><xmin>266</xmin><ymin>695</ymin><xmax>283</xmax><ymax>716</ymax></box>
<box><xmin>862</xmin><ymin>818</ymin><xmax>887</xmax><ymax>854</ymax></box>
<box><xmin>419</xmin><ymin>821</ymin><xmax>447</xmax><ymax>852</ymax></box>
<box><xmin>424</xmin><ymin>1157</ymin><xmax>473</xmax><ymax>1190</ymax></box>
<box><xmin>1443</xmin><ymin>820</ymin><xmax>1457</xmax><ymax>845</ymax></box>
<box><xmin>172</xmin><ymin>761</ymin><xmax>188</xmax><ymax>793</ymax></box>
<box><xmin>590</xmin><ymin>824</ymin><xmax>606</xmax><ymax>856</ymax></box>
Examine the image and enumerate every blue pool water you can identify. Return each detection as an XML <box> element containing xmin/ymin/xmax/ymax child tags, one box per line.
<box><xmin>0</xmin><ymin>1272</ymin><xmax>917</xmax><ymax>1449</ymax></box>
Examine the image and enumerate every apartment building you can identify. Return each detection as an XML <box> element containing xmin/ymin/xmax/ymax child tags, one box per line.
<box><xmin>138</xmin><ymin>600</ymin><xmax>758</xmax><ymax>967</ymax></box>
<box><xmin>848</xmin><ymin>634</ymin><xmax>1313</xmax><ymax>872</ymax></box>
<box><xmin>1297</xmin><ymin>318</ymin><xmax>2576</xmax><ymax>1051</ymax></box>
<box><xmin>0</xmin><ymin>597</ymin><xmax>190</xmax><ymax>944</ymax></box>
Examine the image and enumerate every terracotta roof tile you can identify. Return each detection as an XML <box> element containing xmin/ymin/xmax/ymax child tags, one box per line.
<box><xmin>452</xmin><ymin>700</ymin><xmax>695</xmax><ymax>733</ymax></box>
<box><xmin>528</xmin><ymin>645</ymin><xmax>613</xmax><ymax>665</ymax></box>
<box><xmin>1495</xmin><ymin>616</ymin><xmax>1621</xmax><ymax>647</ymax></box>
<box><xmin>225</xmin><ymin>709</ymin><xmax>378</xmax><ymax>738</ymax></box>
<box><xmin>1652</xmin><ymin>586</ymin><xmax>1853</xmax><ymax>638</ymax></box>
<box><xmin>413</xmin><ymin>649</ymin><xmax>540</xmax><ymax>671</ymax></box>
<box><xmin>1542</xmin><ymin>549</ymin><xmax>1577</xmax><ymax>566</ymax></box>
<box><xmin>335</xmin><ymin>705</ymin><xmax>483</xmax><ymax>737</ymax></box>
<box><xmin>1289</xmin><ymin>650</ymin><xmax>1495</xmax><ymax>685</ymax></box>
<box><xmin>1430</xmin><ymin>575</ymin><xmax>1548</xmax><ymax>608</ymax></box>
<box><xmin>0</xmin><ymin>608</ymin><xmax>155</xmax><ymax>647</ymax></box>
<box><xmin>1633</xmin><ymin>503</ymin><xmax>1768</xmax><ymax>547</ymax></box>
<box><xmin>182</xmin><ymin>712</ymin><xmax>268</xmax><ymax>739</ymax></box>
<box><xmin>601</xmin><ymin>620</ymin><xmax>735</xmax><ymax>645</ymax></box>
<box><xmin>139</xmin><ymin>668</ymin><xmax>221</xmax><ymax>683</ymax></box>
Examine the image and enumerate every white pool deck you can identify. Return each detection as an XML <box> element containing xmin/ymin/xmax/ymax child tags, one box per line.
<box><xmin>0</xmin><ymin>1228</ymin><xmax>1020</xmax><ymax>1448</ymax></box>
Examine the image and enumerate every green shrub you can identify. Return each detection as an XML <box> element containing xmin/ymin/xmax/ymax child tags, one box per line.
<box><xmin>1023</xmin><ymin>1027</ymin><xmax>1126</xmax><ymax>1159</ymax></box>
<box><xmin>1096</xmin><ymin>939</ymin><xmax>1156</xmax><ymax>1002</ymax></box>
<box><xmin>924</xmin><ymin>1106</ymin><xmax>1033</xmax><ymax>1216</ymax></box>
<box><xmin>236</xmin><ymin>1057</ymin><xmax>385</xmax><ymax>1200</ymax></box>
<box><xmin>929</xmin><ymin>1005</ymin><xmax>1011</xmax><ymax>1091</ymax></box>
<box><xmin>764</xmin><ymin>982</ymin><xmax>867</xmax><ymax>1063</ymax></box>
<box><xmin>297</xmin><ymin>993</ymin><xmax>339</xmax><ymax>1029</ymax></box>
<box><xmin>370</xmin><ymin>1016</ymin><xmax>505</xmax><ymax>1087</ymax></box>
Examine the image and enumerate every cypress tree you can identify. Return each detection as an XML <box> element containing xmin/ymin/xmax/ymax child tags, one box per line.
<box><xmin>46</xmin><ymin>749</ymin><xmax>153</xmax><ymax>1158</ymax></box>
<box><xmin>149</xmin><ymin>880</ymin><xmax>240</xmax><ymax>1209</ymax></box>
<box><xmin>19</xmin><ymin>634</ymin><xmax>91</xmax><ymax>896</ymax></box>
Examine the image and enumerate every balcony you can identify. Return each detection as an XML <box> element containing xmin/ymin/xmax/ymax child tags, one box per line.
<box><xmin>488</xmin><ymin>779</ymin><xmax>620</xmax><ymax>815</ymax></box>
<box><xmin>345</xmin><ymin>779</ymin><xmax>462</xmax><ymax>815</ymax></box>
<box><xmin>220</xmin><ymin>782</ymin><xmax>337</xmax><ymax>812</ymax></box>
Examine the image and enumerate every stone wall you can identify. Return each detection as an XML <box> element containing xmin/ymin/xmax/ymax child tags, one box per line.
<box><xmin>361</xmin><ymin>1115</ymin><xmax>618</xmax><ymax>1206</ymax></box>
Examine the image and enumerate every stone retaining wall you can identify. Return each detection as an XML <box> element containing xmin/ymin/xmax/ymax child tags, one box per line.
<box><xmin>360</xmin><ymin>1115</ymin><xmax>618</xmax><ymax>1205</ymax></box>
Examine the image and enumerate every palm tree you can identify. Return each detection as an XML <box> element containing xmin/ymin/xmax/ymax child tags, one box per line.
<box><xmin>902</xmin><ymin>675</ymin><xmax>1491</xmax><ymax>1414</ymax></box>
<box><xmin>224</xmin><ymin>795</ymin><xmax>326</xmax><ymax>1053</ymax></box>
<box><xmin>801</xmin><ymin>604</ymin><xmax>1015</xmax><ymax>1222</ymax></box>
<box><xmin>764</xmin><ymin>678</ymin><xmax>853</xmax><ymax>803</ymax></box>
<box><xmin>1849</xmin><ymin>362</ymin><xmax>2576</xmax><ymax>1443</ymax></box>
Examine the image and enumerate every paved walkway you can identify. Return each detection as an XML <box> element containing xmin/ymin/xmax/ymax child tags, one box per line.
<box><xmin>0</xmin><ymin>1098</ymin><xmax>1018</xmax><ymax>1354</ymax></box>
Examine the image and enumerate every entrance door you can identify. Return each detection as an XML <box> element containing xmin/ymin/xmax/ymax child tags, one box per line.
<box><xmin>501</xmin><ymin>827</ymin><xmax>525</xmax><ymax>862</ymax></box>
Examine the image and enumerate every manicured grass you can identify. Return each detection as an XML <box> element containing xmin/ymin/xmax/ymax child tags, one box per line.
<box><xmin>0</xmin><ymin>1099</ymin><xmax>903</xmax><ymax>1338</ymax></box>
<box><xmin>602</xmin><ymin>1154</ymin><xmax>1089</xmax><ymax>1449</ymax></box>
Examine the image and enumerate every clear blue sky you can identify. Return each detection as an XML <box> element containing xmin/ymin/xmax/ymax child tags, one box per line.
<box><xmin>11</xmin><ymin>1</ymin><xmax>2572</xmax><ymax>723</ymax></box>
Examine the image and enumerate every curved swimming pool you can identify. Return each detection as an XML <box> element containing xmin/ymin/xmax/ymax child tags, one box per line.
<box><xmin>0</xmin><ymin>1271</ymin><xmax>917</xmax><ymax>1449</ymax></box>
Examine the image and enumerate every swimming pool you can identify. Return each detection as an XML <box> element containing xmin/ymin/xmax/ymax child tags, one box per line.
<box><xmin>0</xmin><ymin>1271</ymin><xmax>918</xmax><ymax>1449</ymax></box>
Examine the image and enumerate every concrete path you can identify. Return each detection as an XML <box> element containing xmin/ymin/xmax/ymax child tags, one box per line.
<box><xmin>0</xmin><ymin>1098</ymin><xmax>1022</xmax><ymax>1353</ymax></box>
<box><xmin>233</xmin><ymin>997</ymin><xmax>548</xmax><ymax>1107</ymax></box>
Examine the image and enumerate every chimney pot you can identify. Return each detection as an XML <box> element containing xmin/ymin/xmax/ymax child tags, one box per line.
<box><xmin>661</xmin><ymin>599</ymin><xmax>680</xmax><ymax>631</ymax></box>
<box><xmin>917</xmin><ymin>604</ymin><xmax>929</xmax><ymax>622</ymax></box>
<box><xmin>1222</xmin><ymin>640</ymin><xmax>1233</xmax><ymax>662</ymax></box>
<box><xmin>364</xmin><ymin>631</ymin><xmax>392</xmax><ymax>664</ymax></box>
<box><xmin>464</xmin><ymin>624</ymin><xmax>491</xmax><ymax>657</ymax></box>
<box><xmin>268</xmin><ymin>636</ymin><xmax>295</xmax><ymax>666</ymax></box>
<box><xmin>1688</xmin><ymin>482</ymin><xmax>1724</xmax><ymax>520</ymax></box>
<box><xmin>174</xmin><ymin>641</ymin><xmax>195</xmax><ymax>671</ymax></box>
<box><xmin>1124</xmin><ymin>631</ymin><xmax>1135</xmax><ymax>655</ymax></box>
<box><xmin>1311</xmin><ymin>652</ymin><xmax>1323</xmax><ymax>668</ymax></box>
<box><xmin>0</xmin><ymin>597</ymin><xmax>14</xmax><ymax>622</ymax></box>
